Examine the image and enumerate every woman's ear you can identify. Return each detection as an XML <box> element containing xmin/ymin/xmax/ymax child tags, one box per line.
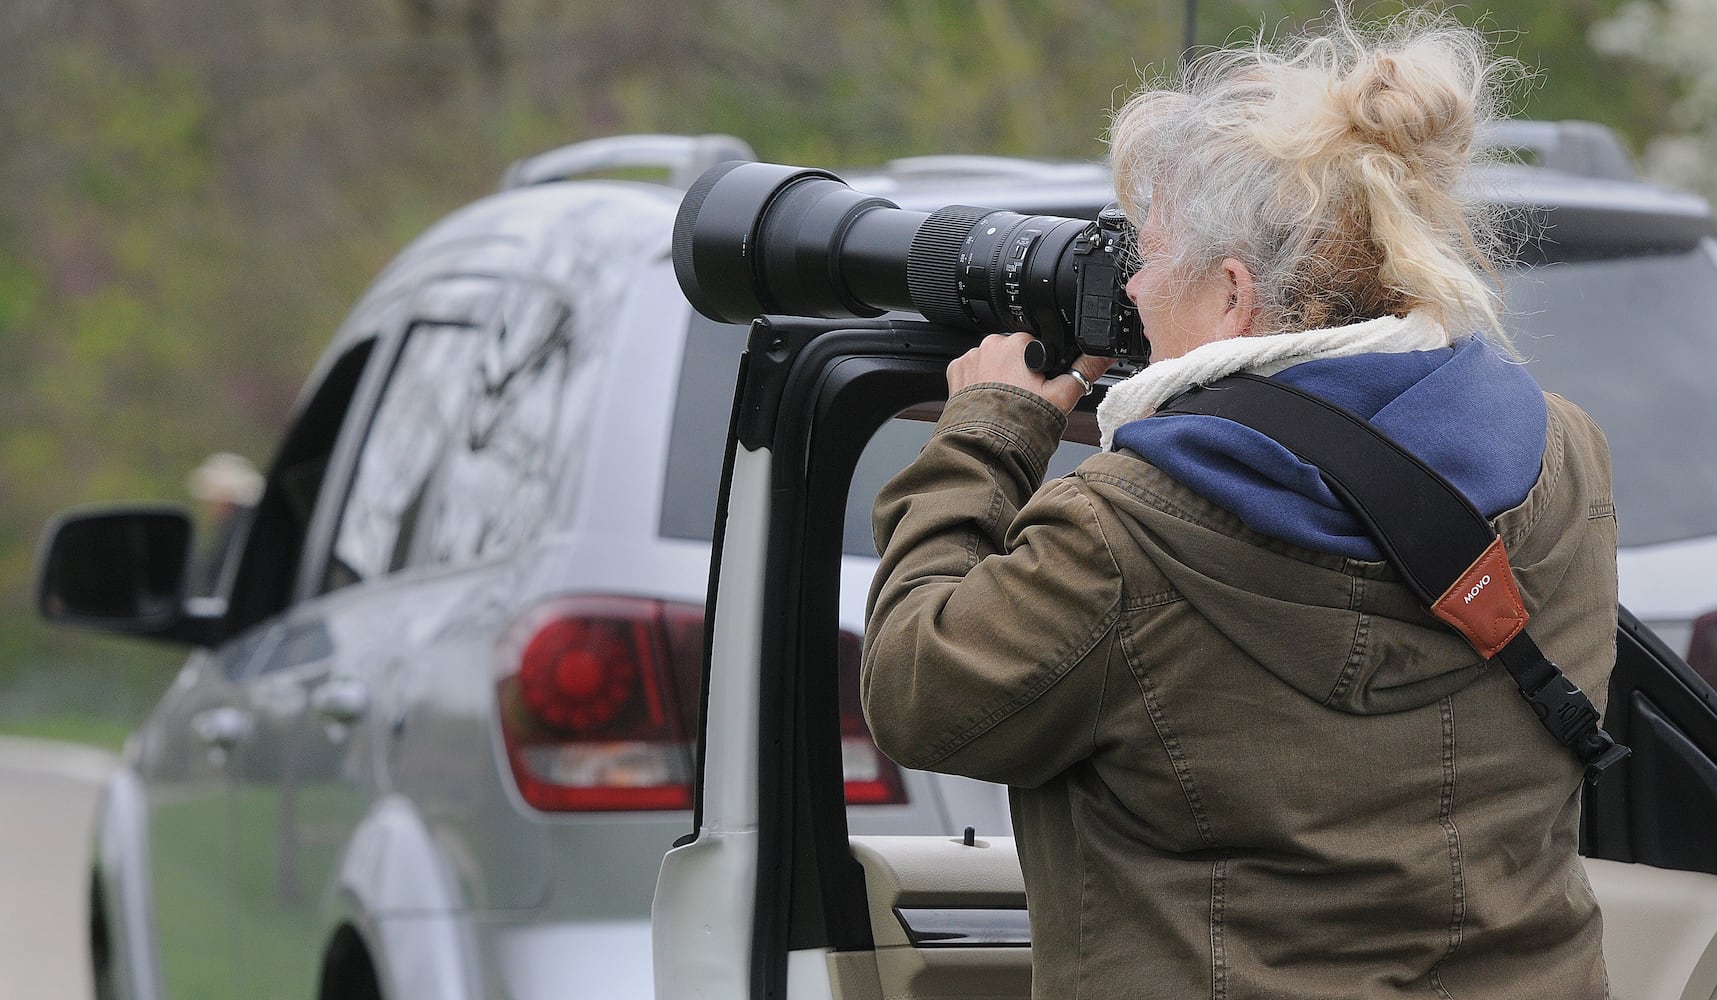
<box><xmin>1218</xmin><ymin>257</ymin><xmax>1257</xmax><ymax>338</ymax></box>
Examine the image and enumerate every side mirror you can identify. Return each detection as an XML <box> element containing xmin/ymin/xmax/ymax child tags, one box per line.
<box><xmin>37</xmin><ymin>506</ymin><xmax>198</xmax><ymax>638</ymax></box>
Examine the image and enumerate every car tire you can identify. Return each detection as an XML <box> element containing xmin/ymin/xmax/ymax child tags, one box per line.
<box><xmin>88</xmin><ymin>875</ymin><xmax>116</xmax><ymax>1000</ymax></box>
<box><xmin>318</xmin><ymin>926</ymin><xmax>382</xmax><ymax>1000</ymax></box>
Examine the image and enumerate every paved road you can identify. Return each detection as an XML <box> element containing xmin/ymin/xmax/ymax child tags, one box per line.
<box><xmin>0</xmin><ymin>736</ymin><xmax>116</xmax><ymax>1000</ymax></box>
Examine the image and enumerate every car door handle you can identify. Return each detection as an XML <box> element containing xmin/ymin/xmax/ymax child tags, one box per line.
<box><xmin>310</xmin><ymin>678</ymin><xmax>370</xmax><ymax>724</ymax></box>
<box><xmin>191</xmin><ymin>706</ymin><xmax>253</xmax><ymax>750</ymax></box>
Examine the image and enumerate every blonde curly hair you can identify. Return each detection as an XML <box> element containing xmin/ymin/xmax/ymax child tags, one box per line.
<box><xmin>1109</xmin><ymin>8</ymin><xmax>1524</xmax><ymax>343</ymax></box>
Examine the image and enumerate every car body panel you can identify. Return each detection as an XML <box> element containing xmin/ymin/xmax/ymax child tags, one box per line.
<box><xmin>666</xmin><ymin>314</ymin><xmax>1717</xmax><ymax>999</ymax></box>
<box><xmin>135</xmin><ymin>651</ymin><xmax>251</xmax><ymax>1000</ymax></box>
<box><xmin>1619</xmin><ymin>537</ymin><xmax>1717</xmax><ymax>655</ymax></box>
<box><xmin>55</xmin><ymin>130</ymin><xmax>1717</xmax><ymax>1000</ymax></box>
<box><xmin>92</xmin><ymin>765</ymin><xmax>166</xmax><ymax>1000</ymax></box>
<box><xmin>652</xmin><ymin>446</ymin><xmax>773</xmax><ymax>999</ymax></box>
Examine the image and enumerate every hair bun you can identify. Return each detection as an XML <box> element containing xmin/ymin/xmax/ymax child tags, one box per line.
<box><xmin>1339</xmin><ymin>46</ymin><xmax>1476</xmax><ymax>174</ymax></box>
<box><xmin>1106</xmin><ymin>9</ymin><xmax>1516</xmax><ymax>341</ymax></box>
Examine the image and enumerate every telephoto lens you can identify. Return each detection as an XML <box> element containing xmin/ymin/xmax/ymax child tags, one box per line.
<box><xmin>672</xmin><ymin>161</ymin><xmax>1145</xmax><ymax>374</ymax></box>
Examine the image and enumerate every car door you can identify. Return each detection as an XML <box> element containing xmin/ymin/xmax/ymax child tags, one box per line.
<box><xmin>653</xmin><ymin>314</ymin><xmax>1717</xmax><ymax>1000</ymax></box>
<box><xmin>653</xmin><ymin>317</ymin><xmax>1043</xmax><ymax>999</ymax></box>
<box><xmin>133</xmin><ymin>633</ymin><xmax>269</xmax><ymax>1000</ymax></box>
<box><xmin>233</xmin><ymin>255</ymin><xmax>653</xmax><ymax>997</ymax></box>
<box><xmin>205</xmin><ymin>335</ymin><xmax>385</xmax><ymax>989</ymax></box>
<box><xmin>120</xmin><ymin>334</ymin><xmax>379</xmax><ymax>1000</ymax></box>
<box><xmin>227</xmin><ymin>274</ymin><xmax>532</xmax><ymax>1000</ymax></box>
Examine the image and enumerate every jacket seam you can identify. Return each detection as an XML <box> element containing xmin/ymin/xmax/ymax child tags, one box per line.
<box><xmin>1507</xmin><ymin>404</ymin><xmax>1566</xmax><ymax>546</ymax></box>
<box><xmin>1210</xmin><ymin>853</ymin><xmax>1229</xmax><ymax>1000</ymax></box>
<box><xmin>1082</xmin><ymin>465</ymin><xmax>1386</xmax><ymax>575</ymax></box>
<box><xmin>1077</xmin><ymin>812</ymin><xmax>1092</xmax><ymax>1000</ymax></box>
<box><xmin>1079</xmin><ymin>481</ymin><xmax>1127</xmax><ymax>764</ymax></box>
<box><xmin>1092</xmin><ymin>634</ymin><xmax>1116</xmax><ymax>761</ymax></box>
<box><xmin>1123</xmin><ymin>588</ymin><xmax>1182</xmax><ymax>612</ymax></box>
<box><xmin>952</xmin><ymin>416</ymin><xmax>1049</xmax><ymax>470</ymax></box>
<box><xmin>1428</xmin><ymin>694</ymin><xmax>1465</xmax><ymax>999</ymax></box>
<box><xmin>1081</xmin><ymin>469</ymin><xmax>1228</xmax><ymax>533</ymax></box>
<box><xmin>1120</xmin><ymin>622</ymin><xmax>1218</xmax><ymax>848</ymax></box>
<box><xmin>1326</xmin><ymin>576</ymin><xmax>1370</xmax><ymax>705</ymax></box>
<box><xmin>904</xmin><ymin>606</ymin><xmax>1122</xmax><ymax>768</ymax></box>
<box><xmin>967</xmin><ymin>480</ymin><xmax>1005</xmax><ymax>568</ymax></box>
<box><xmin>908</xmin><ymin>479</ymin><xmax>1126</xmax><ymax>768</ymax></box>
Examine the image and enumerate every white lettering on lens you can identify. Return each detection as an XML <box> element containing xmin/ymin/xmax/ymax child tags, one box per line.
<box><xmin>1464</xmin><ymin>574</ymin><xmax>1492</xmax><ymax>605</ymax></box>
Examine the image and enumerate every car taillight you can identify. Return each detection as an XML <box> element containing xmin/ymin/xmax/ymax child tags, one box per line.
<box><xmin>496</xmin><ymin>595</ymin><xmax>907</xmax><ymax>811</ymax></box>
<box><xmin>835</xmin><ymin>629</ymin><xmax>908</xmax><ymax>806</ymax></box>
<box><xmin>497</xmin><ymin>596</ymin><xmax>699</xmax><ymax>811</ymax></box>
<box><xmin>1690</xmin><ymin>609</ymin><xmax>1717</xmax><ymax>689</ymax></box>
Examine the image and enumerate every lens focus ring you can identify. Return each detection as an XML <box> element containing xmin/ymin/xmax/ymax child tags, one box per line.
<box><xmin>908</xmin><ymin>205</ymin><xmax>990</xmax><ymax>328</ymax></box>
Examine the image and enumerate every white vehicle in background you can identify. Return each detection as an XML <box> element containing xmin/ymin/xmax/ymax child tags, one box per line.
<box><xmin>34</xmin><ymin>123</ymin><xmax>1717</xmax><ymax>1000</ymax></box>
<box><xmin>657</xmin><ymin>125</ymin><xmax>1717</xmax><ymax>999</ymax></box>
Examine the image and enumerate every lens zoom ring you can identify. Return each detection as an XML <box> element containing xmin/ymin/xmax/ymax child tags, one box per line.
<box><xmin>908</xmin><ymin>205</ymin><xmax>989</xmax><ymax>326</ymax></box>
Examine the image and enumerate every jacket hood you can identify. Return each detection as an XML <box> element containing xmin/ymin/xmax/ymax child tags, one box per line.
<box><xmin>1110</xmin><ymin>337</ymin><xmax>1548</xmax><ymax>561</ymax></box>
<box><xmin>1087</xmin><ymin>339</ymin><xmax>1567</xmax><ymax>715</ymax></box>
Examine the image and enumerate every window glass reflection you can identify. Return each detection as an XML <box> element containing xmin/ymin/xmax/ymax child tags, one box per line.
<box><xmin>328</xmin><ymin>323</ymin><xmax>485</xmax><ymax>588</ymax></box>
<box><xmin>1504</xmin><ymin>244</ymin><xmax>1717</xmax><ymax>545</ymax></box>
<box><xmin>328</xmin><ymin>286</ymin><xmax>595</xmax><ymax>588</ymax></box>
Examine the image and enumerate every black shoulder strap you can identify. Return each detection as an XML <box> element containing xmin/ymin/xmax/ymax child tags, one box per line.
<box><xmin>1151</xmin><ymin>373</ymin><xmax>1629</xmax><ymax>782</ymax></box>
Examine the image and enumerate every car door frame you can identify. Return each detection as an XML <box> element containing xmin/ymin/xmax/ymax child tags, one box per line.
<box><xmin>657</xmin><ymin>313</ymin><xmax>1717</xmax><ymax>999</ymax></box>
<box><xmin>161</xmin><ymin>312</ymin><xmax>400</xmax><ymax>997</ymax></box>
<box><xmin>657</xmin><ymin>316</ymin><xmax>1021</xmax><ymax>998</ymax></box>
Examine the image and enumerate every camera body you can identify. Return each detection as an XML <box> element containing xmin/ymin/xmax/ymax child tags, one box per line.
<box><xmin>1065</xmin><ymin>206</ymin><xmax>1146</xmax><ymax>372</ymax></box>
<box><xmin>672</xmin><ymin>161</ymin><xmax>1147</xmax><ymax>375</ymax></box>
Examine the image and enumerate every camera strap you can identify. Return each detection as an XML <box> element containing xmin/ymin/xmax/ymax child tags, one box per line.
<box><xmin>1145</xmin><ymin>372</ymin><xmax>1629</xmax><ymax>783</ymax></box>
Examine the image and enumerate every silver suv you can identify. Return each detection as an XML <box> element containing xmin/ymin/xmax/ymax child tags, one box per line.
<box><xmin>36</xmin><ymin>126</ymin><xmax>1717</xmax><ymax>1000</ymax></box>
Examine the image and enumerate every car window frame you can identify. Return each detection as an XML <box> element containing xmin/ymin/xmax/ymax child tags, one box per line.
<box><xmin>302</xmin><ymin>274</ymin><xmax>509</xmax><ymax>599</ymax></box>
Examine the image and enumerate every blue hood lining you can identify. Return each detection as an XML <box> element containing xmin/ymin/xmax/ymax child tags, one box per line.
<box><xmin>1108</xmin><ymin>337</ymin><xmax>1549</xmax><ymax>560</ymax></box>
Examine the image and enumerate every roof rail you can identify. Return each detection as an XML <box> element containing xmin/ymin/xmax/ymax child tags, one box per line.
<box><xmin>1478</xmin><ymin>120</ymin><xmax>1637</xmax><ymax>182</ymax></box>
<box><xmin>499</xmin><ymin>134</ymin><xmax>756</xmax><ymax>191</ymax></box>
<box><xmin>881</xmin><ymin>154</ymin><xmax>1104</xmax><ymax>182</ymax></box>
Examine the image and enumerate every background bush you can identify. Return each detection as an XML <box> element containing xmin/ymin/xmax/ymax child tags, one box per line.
<box><xmin>0</xmin><ymin>0</ymin><xmax>1682</xmax><ymax>744</ymax></box>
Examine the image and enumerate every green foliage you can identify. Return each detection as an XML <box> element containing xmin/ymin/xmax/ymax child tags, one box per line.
<box><xmin>0</xmin><ymin>0</ymin><xmax>1687</xmax><ymax>745</ymax></box>
<box><xmin>1590</xmin><ymin>0</ymin><xmax>1717</xmax><ymax>197</ymax></box>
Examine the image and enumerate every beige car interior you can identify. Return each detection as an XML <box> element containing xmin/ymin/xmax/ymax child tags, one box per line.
<box><xmin>825</xmin><ymin>838</ymin><xmax>1717</xmax><ymax>1000</ymax></box>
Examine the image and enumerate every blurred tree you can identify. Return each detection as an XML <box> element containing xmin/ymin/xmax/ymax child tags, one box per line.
<box><xmin>1591</xmin><ymin>0</ymin><xmax>1717</xmax><ymax>198</ymax></box>
<box><xmin>0</xmin><ymin>0</ymin><xmax>1686</xmax><ymax>736</ymax></box>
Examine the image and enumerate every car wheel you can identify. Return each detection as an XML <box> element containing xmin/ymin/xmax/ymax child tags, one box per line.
<box><xmin>89</xmin><ymin>875</ymin><xmax>116</xmax><ymax>1000</ymax></box>
<box><xmin>318</xmin><ymin>926</ymin><xmax>382</xmax><ymax>1000</ymax></box>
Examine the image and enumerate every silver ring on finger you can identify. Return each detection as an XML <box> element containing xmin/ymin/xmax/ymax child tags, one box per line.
<box><xmin>1068</xmin><ymin>369</ymin><xmax>1095</xmax><ymax>397</ymax></box>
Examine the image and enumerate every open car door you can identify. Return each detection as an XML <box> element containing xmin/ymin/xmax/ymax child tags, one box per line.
<box><xmin>652</xmin><ymin>316</ymin><xmax>1717</xmax><ymax>1000</ymax></box>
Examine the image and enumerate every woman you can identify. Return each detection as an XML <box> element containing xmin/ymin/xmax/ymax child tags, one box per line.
<box><xmin>862</xmin><ymin>10</ymin><xmax>1618</xmax><ymax>998</ymax></box>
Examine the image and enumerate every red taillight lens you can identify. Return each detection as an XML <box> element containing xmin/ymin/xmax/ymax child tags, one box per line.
<box><xmin>496</xmin><ymin>595</ymin><xmax>907</xmax><ymax>812</ymax></box>
<box><xmin>498</xmin><ymin>596</ymin><xmax>697</xmax><ymax>812</ymax></box>
<box><xmin>1690</xmin><ymin>609</ymin><xmax>1717</xmax><ymax>689</ymax></box>
<box><xmin>836</xmin><ymin>629</ymin><xmax>908</xmax><ymax>806</ymax></box>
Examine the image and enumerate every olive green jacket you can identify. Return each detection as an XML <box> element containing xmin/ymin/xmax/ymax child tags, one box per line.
<box><xmin>864</xmin><ymin>382</ymin><xmax>1618</xmax><ymax>999</ymax></box>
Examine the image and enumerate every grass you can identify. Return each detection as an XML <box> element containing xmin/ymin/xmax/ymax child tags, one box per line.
<box><xmin>0</xmin><ymin>636</ymin><xmax>177</xmax><ymax>751</ymax></box>
<box><xmin>0</xmin><ymin>713</ymin><xmax>135</xmax><ymax>750</ymax></box>
<box><xmin>149</xmin><ymin>782</ymin><xmax>353</xmax><ymax>1000</ymax></box>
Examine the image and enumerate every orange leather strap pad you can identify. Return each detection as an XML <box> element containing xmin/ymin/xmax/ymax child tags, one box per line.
<box><xmin>1431</xmin><ymin>536</ymin><xmax>1529</xmax><ymax>659</ymax></box>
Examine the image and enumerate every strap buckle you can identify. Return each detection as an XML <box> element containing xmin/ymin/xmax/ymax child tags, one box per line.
<box><xmin>1519</xmin><ymin>671</ymin><xmax>1631</xmax><ymax>783</ymax></box>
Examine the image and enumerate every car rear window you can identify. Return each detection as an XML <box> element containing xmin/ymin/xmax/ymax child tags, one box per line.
<box><xmin>663</xmin><ymin>240</ymin><xmax>1717</xmax><ymax>554</ymax></box>
<box><xmin>659</xmin><ymin>314</ymin><xmax>749</xmax><ymax>546</ymax></box>
<box><xmin>660</xmin><ymin>314</ymin><xmax>1095</xmax><ymax>556</ymax></box>
<box><xmin>1504</xmin><ymin>240</ymin><xmax>1717</xmax><ymax>546</ymax></box>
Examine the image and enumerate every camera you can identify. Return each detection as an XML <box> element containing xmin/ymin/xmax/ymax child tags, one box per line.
<box><xmin>671</xmin><ymin>161</ymin><xmax>1147</xmax><ymax>375</ymax></box>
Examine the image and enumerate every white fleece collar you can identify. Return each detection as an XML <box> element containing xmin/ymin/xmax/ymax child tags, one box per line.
<box><xmin>1096</xmin><ymin>310</ymin><xmax>1451</xmax><ymax>449</ymax></box>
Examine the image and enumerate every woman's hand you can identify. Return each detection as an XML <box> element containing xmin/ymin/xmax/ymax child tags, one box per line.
<box><xmin>946</xmin><ymin>333</ymin><xmax>1113</xmax><ymax>415</ymax></box>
